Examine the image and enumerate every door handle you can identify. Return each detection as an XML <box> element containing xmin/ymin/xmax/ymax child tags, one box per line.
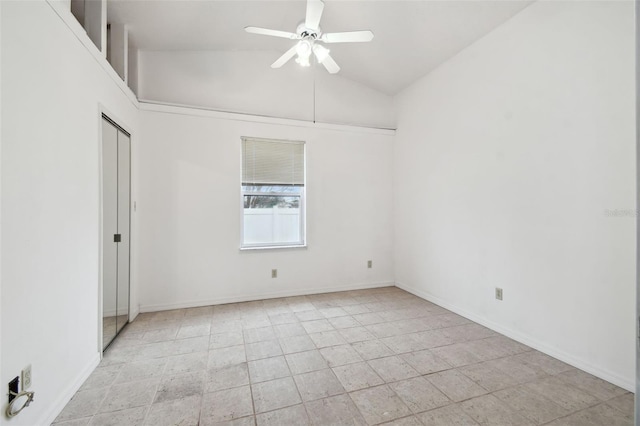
<box><xmin>114</xmin><ymin>234</ymin><xmax>121</xmax><ymax>243</ymax></box>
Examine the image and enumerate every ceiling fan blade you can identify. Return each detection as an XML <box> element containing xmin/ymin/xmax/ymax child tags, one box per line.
<box><xmin>245</xmin><ymin>26</ymin><xmax>299</xmax><ymax>40</ymax></box>
<box><xmin>271</xmin><ymin>45</ymin><xmax>298</xmax><ymax>68</ymax></box>
<box><xmin>320</xmin><ymin>53</ymin><xmax>340</xmax><ymax>74</ymax></box>
<box><xmin>321</xmin><ymin>30</ymin><xmax>374</xmax><ymax>43</ymax></box>
<box><xmin>305</xmin><ymin>0</ymin><xmax>324</xmax><ymax>30</ymax></box>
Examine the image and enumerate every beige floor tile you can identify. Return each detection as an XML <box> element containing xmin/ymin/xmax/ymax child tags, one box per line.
<box><xmin>286</xmin><ymin>350</ymin><xmax>329</xmax><ymax>374</ymax></box>
<box><xmin>142</xmin><ymin>327</ymin><xmax>179</xmax><ymax>343</ymax></box>
<box><xmin>319</xmin><ymin>307</ymin><xmax>349</xmax><ymax>318</ymax></box>
<box><xmin>208</xmin><ymin>345</ymin><xmax>247</xmax><ymax>369</ymax></box>
<box><xmin>320</xmin><ymin>344</ymin><xmax>363</xmax><ymax>367</ymax></box>
<box><xmin>99</xmin><ymin>379</ymin><xmax>159</xmax><ymax>413</ymax></box>
<box><xmin>494</xmin><ymin>384</ymin><xmax>570</xmax><ymax>424</ymax></box>
<box><xmin>88</xmin><ymin>406</ymin><xmax>147</xmax><ymax>426</ymax></box>
<box><xmin>302</xmin><ymin>319</ymin><xmax>335</xmax><ymax>333</ymax></box>
<box><xmin>279</xmin><ymin>334</ymin><xmax>316</xmax><ymax>354</ymax></box>
<box><xmin>461</xmin><ymin>394</ymin><xmax>534</xmax><ymax>426</ymax></box>
<box><xmin>308</xmin><ymin>331</ymin><xmax>347</xmax><ymax>348</ymax></box>
<box><xmin>305</xmin><ymin>394</ymin><xmax>367</xmax><ymax>425</ymax></box>
<box><xmin>200</xmin><ymin>385</ymin><xmax>254</xmax><ymax>424</ymax></box>
<box><xmin>245</xmin><ymin>340</ymin><xmax>283</xmax><ymax>361</ymax></box>
<box><xmin>209</xmin><ymin>332</ymin><xmax>244</xmax><ymax>350</ymax></box>
<box><xmin>55</xmin><ymin>387</ymin><xmax>109</xmax><ymax>422</ymax></box>
<box><xmin>274</xmin><ymin>323</ymin><xmax>307</xmax><ymax>338</ymax></box>
<box><xmin>349</xmin><ymin>384</ymin><xmax>412</xmax><ymax>425</ymax></box>
<box><xmin>400</xmin><ymin>349</ymin><xmax>451</xmax><ymax>375</ymax></box>
<box><xmin>483</xmin><ymin>355</ymin><xmax>547</xmax><ymax>384</ymax></box>
<box><xmin>143</xmin><ymin>395</ymin><xmax>201</xmax><ymax>426</ymax></box>
<box><xmin>164</xmin><ymin>351</ymin><xmax>208</xmax><ymax>375</ymax></box>
<box><xmin>80</xmin><ymin>365</ymin><xmax>122</xmax><ymax>391</ymax></box>
<box><xmin>205</xmin><ymin>362</ymin><xmax>250</xmax><ymax>393</ymax></box>
<box><xmin>411</xmin><ymin>329</ymin><xmax>456</xmax><ymax>349</ymax></box>
<box><xmin>268</xmin><ymin>313</ymin><xmax>299</xmax><ymax>325</ymax></box>
<box><xmin>512</xmin><ymin>350</ymin><xmax>573</xmax><ymax>375</ymax></box>
<box><xmin>352</xmin><ymin>340</ymin><xmax>394</xmax><ymax>360</ymax></box>
<box><xmin>113</xmin><ymin>358</ymin><xmax>167</xmax><ymax>384</ymax></box>
<box><xmin>380</xmin><ymin>334</ymin><xmax>425</xmax><ymax>354</ymax></box>
<box><xmin>53</xmin><ymin>418</ymin><xmax>92</xmax><ymax>426</ymax></box>
<box><xmin>343</xmin><ymin>304</ymin><xmax>372</xmax><ymax>315</ymax></box>
<box><xmin>379</xmin><ymin>416</ymin><xmax>423</xmax><ymax>426</ymax></box>
<box><xmin>248</xmin><ymin>356</ymin><xmax>291</xmax><ymax>382</ymax></box>
<box><xmin>154</xmin><ymin>371</ymin><xmax>205</xmax><ymax>403</ymax></box>
<box><xmin>352</xmin><ymin>313</ymin><xmax>386</xmax><ymax>326</ymax></box>
<box><xmin>417</xmin><ymin>404</ymin><xmax>479</xmax><ymax>426</ymax></box>
<box><xmin>457</xmin><ymin>362</ymin><xmax>519</xmax><ymax>392</ymax></box>
<box><xmin>256</xmin><ymin>404</ymin><xmax>310</xmax><ymax>426</ymax></box>
<box><xmin>558</xmin><ymin>369</ymin><xmax>629</xmax><ymax>401</ymax></box>
<box><xmin>430</xmin><ymin>343</ymin><xmax>482</xmax><ymax>367</ymax></box>
<box><xmin>545</xmin><ymin>402</ymin><xmax>633</xmax><ymax>426</ymax></box>
<box><xmin>389</xmin><ymin>376</ymin><xmax>450</xmax><ymax>413</ymax></box>
<box><xmin>606</xmin><ymin>393</ymin><xmax>634</xmax><ymax>415</ymax></box>
<box><xmin>60</xmin><ymin>288</ymin><xmax>632</xmax><ymax>426</ymax></box>
<box><xmin>368</xmin><ymin>356</ymin><xmax>420</xmax><ymax>382</ymax></box>
<box><xmin>426</xmin><ymin>370</ymin><xmax>487</xmax><ymax>402</ymax></box>
<box><xmin>243</xmin><ymin>326</ymin><xmax>276</xmax><ymax>343</ymax></box>
<box><xmin>177</xmin><ymin>323</ymin><xmax>211</xmax><ymax>339</ymax></box>
<box><xmin>329</xmin><ymin>316</ymin><xmax>361</xmax><ymax>329</ymax></box>
<box><xmin>332</xmin><ymin>362</ymin><xmax>384</xmax><ymax>392</ymax></box>
<box><xmin>339</xmin><ymin>326</ymin><xmax>376</xmax><ymax>343</ymax></box>
<box><xmin>251</xmin><ymin>377</ymin><xmax>302</xmax><ymax>413</ymax></box>
<box><xmin>523</xmin><ymin>376</ymin><xmax>600</xmax><ymax>412</ymax></box>
<box><xmin>171</xmin><ymin>335</ymin><xmax>210</xmax><ymax>355</ymax></box>
<box><xmin>294</xmin><ymin>369</ymin><xmax>346</xmax><ymax>401</ymax></box>
<box><xmin>296</xmin><ymin>310</ymin><xmax>324</xmax><ymax>321</ymax></box>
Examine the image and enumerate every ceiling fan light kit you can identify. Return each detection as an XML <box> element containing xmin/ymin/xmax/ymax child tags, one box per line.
<box><xmin>245</xmin><ymin>0</ymin><xmax>374</xmax><ymax>74</ymax></box>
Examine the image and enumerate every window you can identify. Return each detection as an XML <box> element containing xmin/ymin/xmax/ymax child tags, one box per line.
<box><xmin>241</xmin><ymin>137</ymin><xmax>305</xmax><ymax>249</ymax></box>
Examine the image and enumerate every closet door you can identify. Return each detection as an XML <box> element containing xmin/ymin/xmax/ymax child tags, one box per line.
<box><xmin>116</xmin><ymin>132</ymin><xmax>131</xmax><ymax>334</ymax></box>
<box><xmin>102</xmin><ymin>118</ymin><xmax>119</xmax><ymax>349</ymax></box>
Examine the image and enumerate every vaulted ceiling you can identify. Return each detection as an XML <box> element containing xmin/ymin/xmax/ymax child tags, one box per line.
<box><xmin>108</xmin><ymin>0</ymin><xmax>533</xmax><ymax>95</ymax></box>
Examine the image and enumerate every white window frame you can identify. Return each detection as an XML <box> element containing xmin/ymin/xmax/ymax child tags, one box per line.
<box><xmin>240</xmin><ymin>138</ymin><xmax>306</xmax><ymax>250</ymax></box>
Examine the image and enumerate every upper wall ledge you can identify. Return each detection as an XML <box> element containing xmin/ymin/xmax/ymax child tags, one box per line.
<box><xmin>46</xmin><ymin>0</ymin><xmax>138</xmax><ymax>107</ymax></box>
<box><xmin>138</xmin><ymin>100</ymin><xmax>397</xmax><ymax>136</ymax></box>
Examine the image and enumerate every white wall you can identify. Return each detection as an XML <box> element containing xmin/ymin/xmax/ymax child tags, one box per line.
<box><xmin>1</xmin><ymin>1</ymin><xmax>138</xmax><ymax>424</ymax></box>
<box><xmin>137</xmin><ymin>104</ymin><xmax>395</xmax><ymax>311</ymax></box>
<box><xmin>138</xmin><ymin>50</ymin><xmax>396</xmax><ymax>129</ymax></box>
<box><xmin>393</xmin><ymin>0</ymin><xmax>636</xmax><ymax>390</ymax></box>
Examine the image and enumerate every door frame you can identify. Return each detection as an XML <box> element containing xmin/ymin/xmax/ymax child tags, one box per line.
<box><xmin>98</xmin><ymin>104</ymin><xmax>134</xmax><ymax>357</ymax></box>
<box><xmin>635</xmin><ymin>0</ymin><xmax>639</xmax><ymax>422</ymax></box>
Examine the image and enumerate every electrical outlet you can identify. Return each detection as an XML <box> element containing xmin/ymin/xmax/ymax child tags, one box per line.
<box><xmin>22</xmin><ymin>365</ymin><xmax>32</xmax><ymax>390</ymax></box>
<box><xmin>367</xmin><ymin>260</ymin><xmax>372</xmax><ymax>269</ymax></box>
<box><xmin>495</xmin><ymin>287</ymin><xmax>503</xmax><ymax>301</ymax></box>
<box><xmin>272</xmin><ymin>269</ymin><xmax>277</xmax><ymax>278</ymax></box>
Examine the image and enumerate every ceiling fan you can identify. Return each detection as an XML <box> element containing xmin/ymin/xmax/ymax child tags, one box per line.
<box><xmin>245</xmin><ymin>0</ymin><xmax>374</xmax><ymax>74</ymax></box>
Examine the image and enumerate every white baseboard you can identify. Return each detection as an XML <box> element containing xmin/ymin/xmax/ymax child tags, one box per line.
<box><xmin>395</xmin><ymin>281</ymin><xmax>634</xmax><ymax>392</ymax></box>
<box><xmin>139</xmin><ymin>281</ymin><xmax>395</xmax><ymax>313</ymax></box>
<box><xmin>38</xmin><ymin>352</ymin><xmax>101</xmax><ymax>425</ymax></box>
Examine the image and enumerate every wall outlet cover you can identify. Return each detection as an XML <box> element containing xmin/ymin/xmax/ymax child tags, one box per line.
<box><xmin>22</xmin><ymin>365</ymin><xmax>32</xmax><ymax>390</ymax></box>
<box><xmin>495</xmin><ymin>288</ymin><xmax>503</xmax><ymax>301</ymax></box>
<box><xmin>271</xmin><ymin>269</ymin><xmax>277</xmax><ymax>278</ymax></box>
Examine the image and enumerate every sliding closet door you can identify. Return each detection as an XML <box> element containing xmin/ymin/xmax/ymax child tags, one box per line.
<box><xmin>116</xmin><ymin>132</ymin><xmax>131</xmax><ymax>334</ymax></box>
<box><xmin>102</xmin><ymin>118</ymin><xmax>119</xmax><ymax>349</ymax></box>
<box><xmin>102</xmin><ymin>115</ymin><xmax>131</xmax><ymax>350</ymax></box>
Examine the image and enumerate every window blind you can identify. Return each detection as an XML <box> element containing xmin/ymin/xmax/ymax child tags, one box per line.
<box><xmin>242</xmin><ymin>138</ymin><xmax>305</xmax><ymax>186</ymax></box>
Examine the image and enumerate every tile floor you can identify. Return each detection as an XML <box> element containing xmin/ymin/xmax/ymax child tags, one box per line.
<box><xmin>54</xmin><ymin>287</ymin><xmax>634</xmax><ymax>425</ymax></box>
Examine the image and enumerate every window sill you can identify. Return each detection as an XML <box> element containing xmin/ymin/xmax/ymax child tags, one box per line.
<box><xmin>240</xmin><ymin>244</ymin><xmax>307</xmax><ymax>251</ymax></box>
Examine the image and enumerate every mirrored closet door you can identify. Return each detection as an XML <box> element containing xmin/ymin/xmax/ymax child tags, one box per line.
<box><xmin>102</xmin><ymin>115</ymin><xmax>131</xmax><ymax>350</ymax></box>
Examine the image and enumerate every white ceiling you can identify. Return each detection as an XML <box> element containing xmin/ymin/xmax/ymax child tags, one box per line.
<box><xmin>108</xmin><ymin>0</ymin><xmax>533</xmax><ymax>95</ymax></box>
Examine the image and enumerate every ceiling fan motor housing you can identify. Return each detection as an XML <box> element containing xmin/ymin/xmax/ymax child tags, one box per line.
<box><xmin>297</xmin><ymin>23</ymin><xmax>321</xmax><ymax>40</ymax></box>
